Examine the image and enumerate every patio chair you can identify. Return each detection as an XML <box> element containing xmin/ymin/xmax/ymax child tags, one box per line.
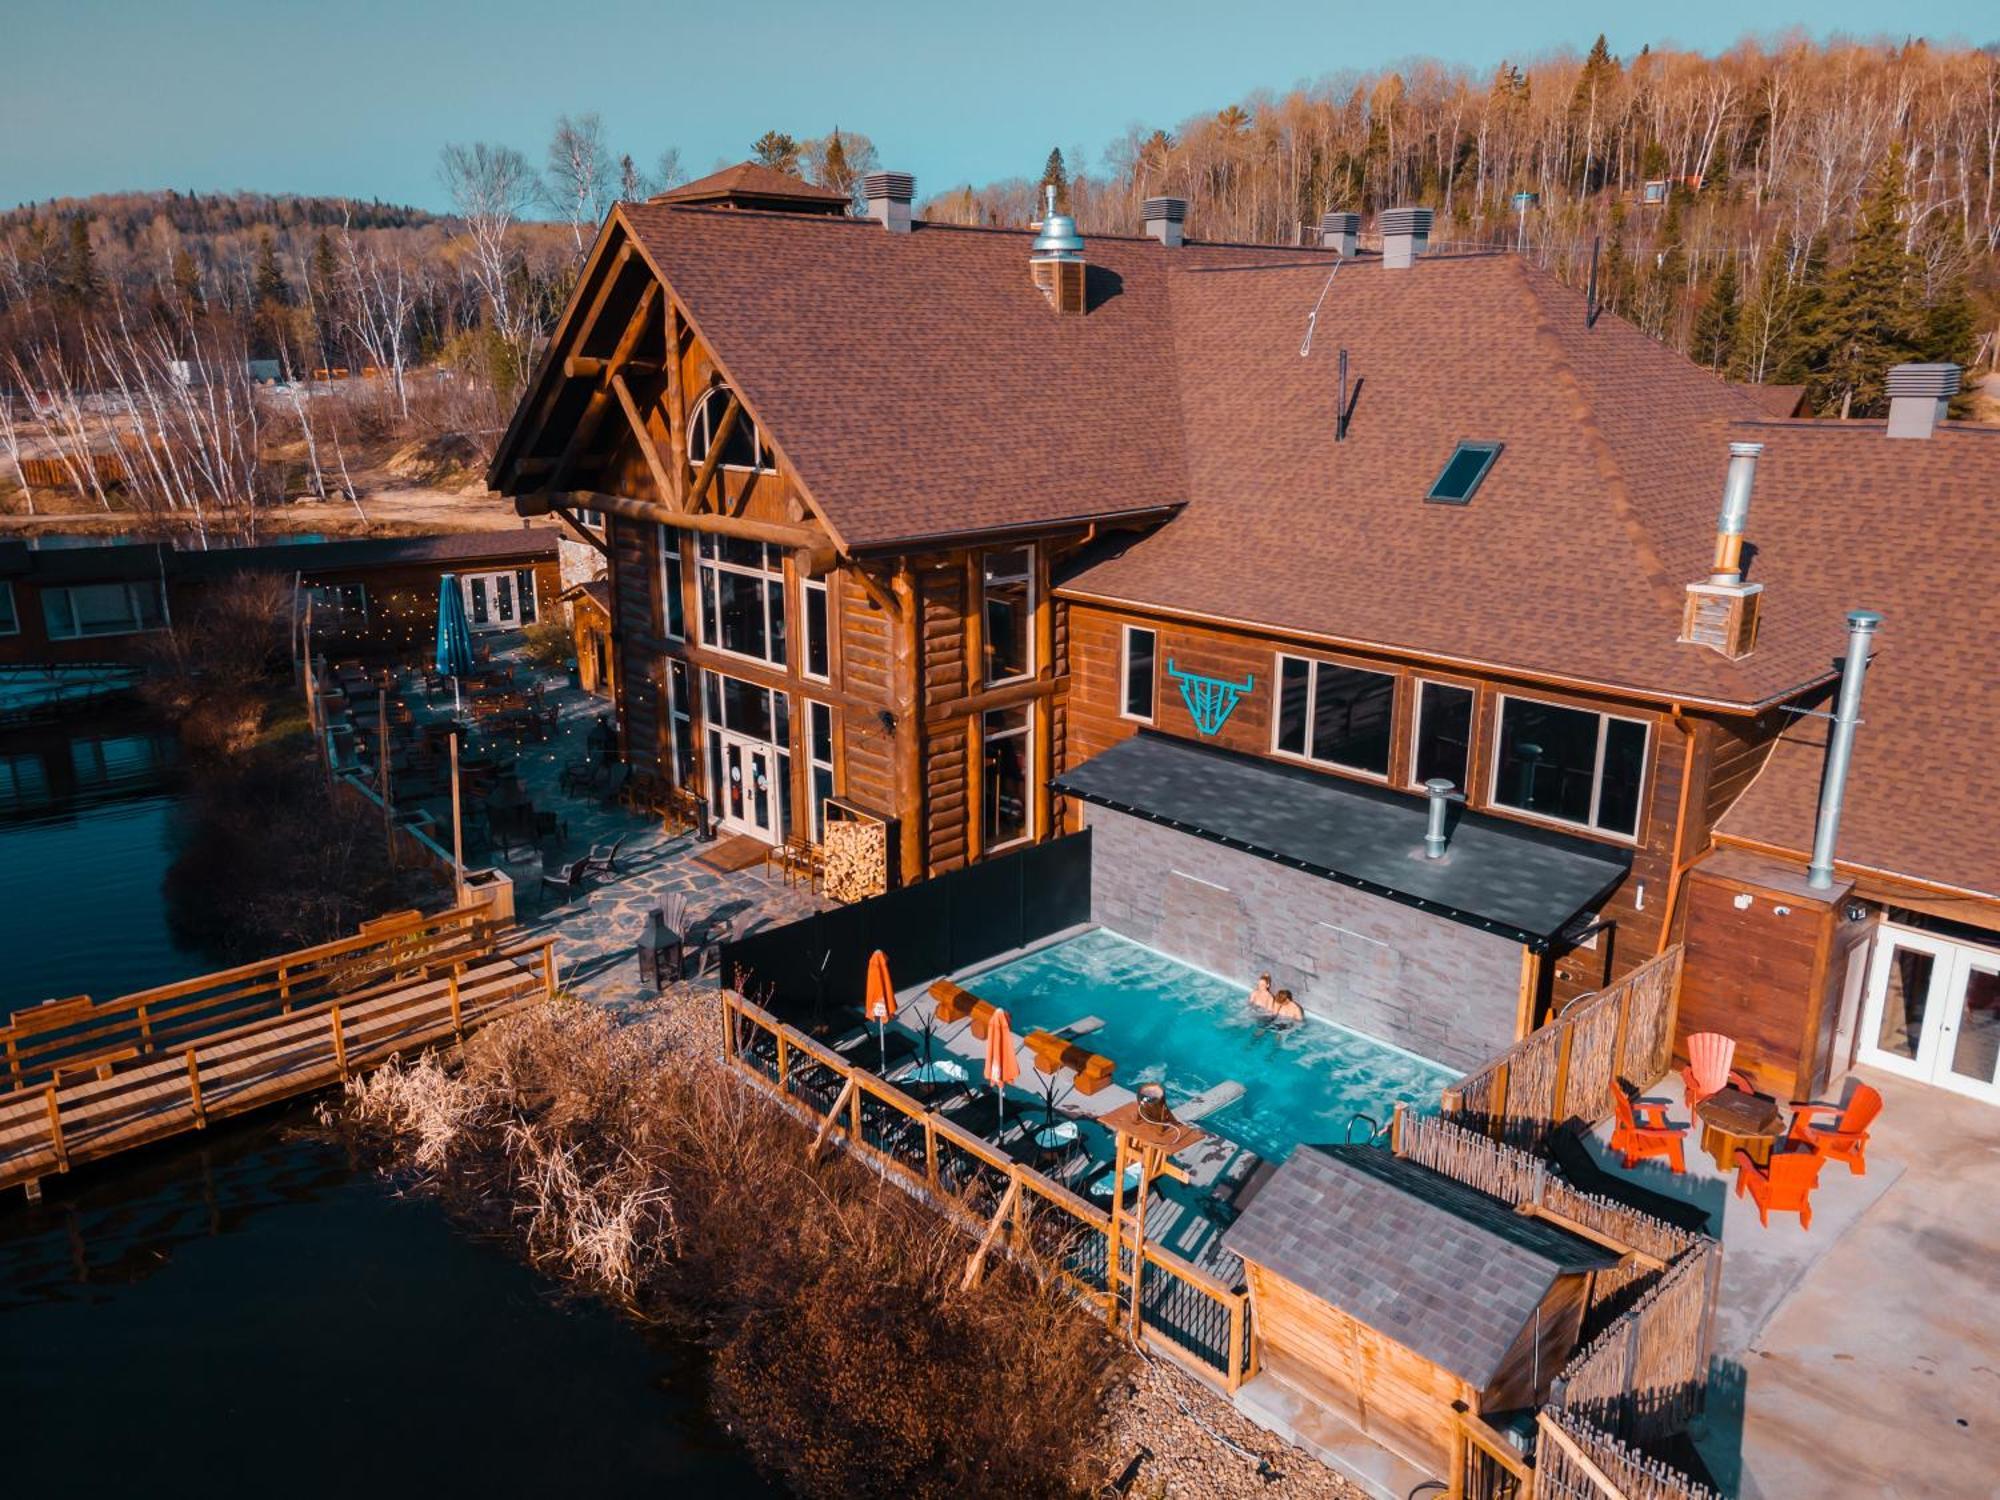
<box><xmin>588</xmin><ymin>833</ymin><xmax>631</xmax><ymax>875</ymax></box>
<box><xmin>558</xmin><ymin>758</ymin><xmax>602</xmax><ymax>796</ymax></box>
<box><xmin>1734</xmin><ymin>1145</ymin><xmax>1825</xmax><ymax>1229</ymax></box>
<box><xmin>1681</xmin><ymin>1032</ymin><xmax>1756</xmax><ymax>1106</ymax></box>
<box><xmin>540</xmin><ymin>853</ymin><xmax>597</xmax><ymax>905</ymax></box>
<box><xmin>1786</xmin><ymin>1082</ymin><xmax>1882</xmax><ymax>1177</ymax></box>
<box><xmin>596</xmin><ymin>764</ymin><xmax>632</xmax><ymax>806</ymax></box>
<box><xmin>1609</xmin><ymin>1085</ymin><xmax>1687</xmax><ymax>1174</ymax></box>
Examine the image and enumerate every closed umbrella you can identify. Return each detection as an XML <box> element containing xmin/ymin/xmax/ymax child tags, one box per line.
<box><xmin>435</xmin><ymin>573</ymin><xmax>476</xmax><ymax>714</ymax></box>
<box><xmin>864</xmin><ymin>949</ymin><xmax>896</xmax><ymax>1069</ymax></box>
<box><xmin>984</xmin><ymin>1007</ymin><xmax>1020</xmax><ymax>1131</ymax></box>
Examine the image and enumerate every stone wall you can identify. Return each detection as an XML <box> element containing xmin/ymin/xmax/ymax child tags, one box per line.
<box><xmin>1083</xmin><ymin>806</ymin><xmax>1521</xmax><ymax>1070</ymax></box>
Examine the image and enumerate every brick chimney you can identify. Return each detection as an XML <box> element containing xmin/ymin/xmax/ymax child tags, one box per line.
<box><xmin>1885</xmin><ymin>362</ymin><xmax>1959</xmax><ymax>439</ymax></box>
<box><xmin>1680</xmin><ymin>442</ymin><xmax>1764</xmax><ymax>658</ymax></box>
<box><xmin>1142</xmin><ymin>197</ymin><xmax>1187</xmax><ymax>248</ymax></box>
<box><xmin>1379</xmin><ymin>207</ymin><xmax>1432</xmax><ymax>270</ymax></box>
<box><xmin>864</xmin><ymin>171</ymin><xmax>914</xmax><ymax>234</ymax></box>
<box><xmin>1030</xmin><ymin>186</ymin><xmax>1086</xmax><ymax>314</ymax></box>
<box><xmin>1319</xmin><ymin>212</ymin><xmax>1360</xmax><ymax>256</ymax></box>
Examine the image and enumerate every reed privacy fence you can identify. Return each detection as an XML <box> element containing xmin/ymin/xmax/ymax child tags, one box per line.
<box><xmin>1444</xmin><ymin>946</ymin><xmax>1684</xmax><ymax>1149</ymax></box>
<box><xmin>719</xmin><ymin>989</ymin><xmax>1256</xmax><ymax>1393</ymax></box>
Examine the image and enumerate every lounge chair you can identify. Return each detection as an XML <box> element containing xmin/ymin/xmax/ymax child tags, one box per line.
<box><xmin>588</xmin><ymin>833</ymin><xmax>630</xmax><ymax>875</ymax></box>
<box><xmin>1786</xmin><ymin>1082</ymin><xmax>1882</xmax><ymax>1177</ymax></box>
<box><xmin>1735</xmin><ymin>1146</ymin><xmax>1825</xmax><ymax>1229</ymax></box>
<box><xmin>928</xmin><ymin>979</ymin><xmax>979</xmax><ymax>1024</ymax></box>
<box><xmin>1681</xmin><ymin>1032</ymin><xmax>1756</xmax><ymax>1106</ymax></box>
<box><xmin>1610</xmin><ymin>1085</ymin><xmax>1686</xmax><ymax>1173</ymax></box>
<box><xmin>540</xmin><ymin>854</ymin><xmax>597</xmax><ymax>904</ymax></box>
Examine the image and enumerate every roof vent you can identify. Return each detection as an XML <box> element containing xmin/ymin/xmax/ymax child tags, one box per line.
<box><xmin>864</xmin><ymin>171</ymin><xmax>914</xmax><ymax>234</ymax></box>
<box><xmin>1885</xmin><ymin>362</ymin><xmax>1959</xmax><ymax>440</ymax></box>
<box><xmin>1029</xmin><ymin>186</ymin><xmax>1086</xmax><ymax>314</ymax></box>
<box><xmin>1142</xmin><ymin>196</ymin><xmax>1187</xmax><ymax>248</ymax></box>
<box><xmin>1681</xmin><ymin>441</ymin><xmax>1764</xmax><ymax>658</ymax></box>
<box><xmin>1379</xmin><ymin>207</ymin><xmax>1432</xmax><ymax>270</ymax></box>
<box><xmin>1319</xmin><ymin>211</ymin><xmax>1360</xmax><ymax>257</ymax></box>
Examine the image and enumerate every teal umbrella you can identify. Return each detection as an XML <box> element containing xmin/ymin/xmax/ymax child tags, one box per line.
<box><xmin>435</xmin><ymin>573</ymin><xmax>475</xmax><ymax>712</ymax></box>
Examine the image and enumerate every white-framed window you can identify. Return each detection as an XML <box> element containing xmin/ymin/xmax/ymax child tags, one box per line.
<box><xmin>1120</xmin><ymin>624</ymin><xmax>1156</xmax><ymax>722</ymax></box>
<box><xmin>0</xmin><ymin>580</ymin><xmax>18</xmax><ymax>636</ymax></box>
<box><xmin>983</xmin><ymin>702</ymin><xmax>1033</xmax><ymax>850</ymax></box>
<box><xmin>695</xmin><ymin>535</ymin><xmax>786</xmax><ymax>667</ymax></box>
<box><xmin>42</xmin><ymin>581</ymin><xmax>168</xmax><ymax>640</ymax></box>
<box><xmin>1271</xmin><ymin>652</ymin><xmax>1395</xmax><ymax>778</ymax></box>
<box><xmin>304</xmin><ymin>582</ymin><xmax>368</xmax><ymax>629</ymax></box>
<box><xmin>687</xmin><ymin>385</ymin><xmax>772</xmax><ymax>472</ymax></box>
<box><xmin>657</xmin><ymin>526</ymin><xmax>685</xmax><ymax>641</ymax></box>
<box><xmin>807</xmin><ymin>699</ymin><xmax>836</xmax><ymax>839</ymax></box>
<box><xmin>802</xmin><ymin>577</ymin><xmax>830</xmax><ymax>682</ymax></box>
<box><xmin>981</xmin><ymin>546</ymin><xmax>1034</xmax><ymax>685</ymax></box>
<box><xmin>460</xmin><ymin>569</ymin><xmax>538</xmax><ymax>631</ymax></box>
<box><xmin>1489</xmin><ymin>695</ymin><xmax>1649</xmax><ymax>839</ymax></box>
<box><xmin>666</xmin><ymin>658</ymin><xmax>695</xmax><ymax>788</ymax></box>
<box><xmin>1408</xmin><ymin>678</ymin><xmax>1474</xmax><ymax>791</ymax></box>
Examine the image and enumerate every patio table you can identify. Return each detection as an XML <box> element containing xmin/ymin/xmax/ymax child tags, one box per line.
<box><xmin>1034</xmin><ymin>1120</ymin><xmax>1079</xmax><ymax>1149</ymax></box>
<box><xmin>1695</xmin><ymin>1086</ymin><xmax>1785</xmax><ymax>1171</ymax></box>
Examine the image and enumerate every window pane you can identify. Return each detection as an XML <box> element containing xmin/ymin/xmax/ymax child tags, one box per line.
<box><xmin>983</xmin><ymin>705</ymin><xmax>1030</xmax><ymax>847</ymax></box>
<box><xmin>1412</xmin><ymin>682</ymin><xmax>1473</xmax><ymax>789</ymax></box>
<box><xmin>1308</xmin><ymin>663</ymin><xmax>1394</xmax><ymax>773</ymax></box>
<box><xmin>1876</xmin><ymin>947</ymin><xmax>1934</xmax><ymax>1060</ymax></box>
<box><xmin>495</xmin><ymin>573</ymin><xmax>514</xmax><ymax>618</ymax></box>
<box><xmin>516</xmin><ymin>570</ymin><xmax>537</xmax><ymax>622</ymax></box>
<box><xmin>1494</xmin><ymin>699</ymin><xmax>1599</xmax><ymax>826</ymax></box>
<box><xmin>0</xmin><ymin>582</ymin><xmax>17</xmax><ymax>634</ymax></box>
<box><xmin>1123</xmin><ymin>627</ymin><xmax>1156</xmax><ymax>719</ymax></box>
<box><xmin>469</xmin><ymin>577</ymin><xmax>488</xmax><ymax>624</ymax></box>
<box><xmin>713</xmin><ymin>569</ymin><xmax>768</xmax><ymax>659</ymax></box>
<box><xmin>777</xmin><ymin>751</ymin><xmax>793</xmax><ymax>838</ymax></box>
<box><xmin>721</xmin><ymin>675</ymin><xmax>774</xmax><ymax>741</ymax></box>
<box><xmin>1597</xmin><ymin>717</ymin><xmax>1647</xmax><ymax>835</ymax></box>
<box><xmin>774</xmin><ymin>689</ymin><xmax>790</xmax><ymax>746</ymax></box>
<box><xmin>662</xmin><ymin>553</ymin><xmax>684</xmax><ymax>639</ymax></box>
<box><xmin>812</xmin><ymin>765</ymin><xmax>834</xmax><ymax>839</ymax></box>
<box><xmin>767</xmin><ymin>578</ymin><xmax>787</xmax><ymax>667</ymax></box>
<box><xmin>1276</xmin><ymin>657</ymin><xmax>1311</xmax><ymax>756</ymax></box>
<box><xmin>810</xmin><ymin>700</ymin><xmax>833</xmax><ymax>764</ymax></box>
<box><xmin>805</xmin><ymin>584</ymin><xmax>829</xmax><ymax>678</ymax></box>
<box><xmin>703</xmin><ymin>669</ymin><xmax>722</xmax><ymax>723</ymax></box>
<box><xmin>715</xmin><ymin>535</ymin><xmax>763</xmax><ymax>569</ymax></box>
<box><xmin>983</xmin><ymin>548</ymin><xmax>1031</xmax><ymax>683</ymax></box>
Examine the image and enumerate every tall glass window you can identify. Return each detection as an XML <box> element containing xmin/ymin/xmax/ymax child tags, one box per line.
<box><xmin>696</xmin><ymin>535</ymin><xmax>786</xmax><ymax>667</ymax></box>
<box><xmin>1491</xmin><ymin>696</ymin><xmax>1649</xmax><ymax>837</ymax></box>
<box><xmin>0</xmin><ymin>581</ymin><xmax>17</xmax><ymax>635</ymax></box>
<box><xmin>42</xmin><ymin>582</ymin><xmax>167</xmax><ymax>639</ymax></box>
<box><xmin>1272</xmin><ymin>653</ymin><xmax>1394</xmax><ymax>776</ymax></box>
<box><xmin>658</xmin><ymin>527</ymin><xmax>685</xmax><ymax>640</ymax></box>
<box><xmin>1121</xmin><ymin>625</ymin><xmax>1156</xmax><ymax>721</ymax></box>
<box><xmin>666</xmin><ymin>659</ymin><xmax>695</xmax><ymax>787</ymax></box>
<box><xmin>1410</xmin><ymin>680</ymin><xmax>1474</xmax><ymax>790</ymax></box>
<box><xmin>802</xmin><ymin>578</ymin><xmax>830</xmax><ymax>681</ymax></box>
<box><xmin>982</xmin><ymin>547</ymin><xmax>1033</xmax><ymax>685</ymax></box>
<box><xmin>983</xmin><ymin>704</ymin><xmax>1032</xmax><ymax>849</ymax></box>
<box><xmin>807</xmin><ymin>700</ymin><xmax>835</xmax><ymax>838</ymax></box>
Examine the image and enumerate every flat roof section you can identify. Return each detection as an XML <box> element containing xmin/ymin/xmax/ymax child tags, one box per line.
<box><xmin>1052</xmin><ymin>731</ymin><xmax>1631</xmax><ymax>948</ymax></box>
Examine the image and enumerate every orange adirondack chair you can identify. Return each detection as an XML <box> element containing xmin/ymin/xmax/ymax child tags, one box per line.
<box><xmin>1681</xmin><ymin>1032</ymin><xmax>1755</xmax><ymax>1106</ymax></box>
<box><xmin>1787</xmin><ymin>1083</ymin><xmax>1883</xmax><ymax>1177</ymax></box>
<box><xmin>1735</xmin><ymin>1146</ymin><xmax>1825</xmax><ymax>1228</ymax></box>
<box><xmin>1610</xmin><ymin>1086</ymin><xmax>1687</xmax><ymax>1174</ymax></box>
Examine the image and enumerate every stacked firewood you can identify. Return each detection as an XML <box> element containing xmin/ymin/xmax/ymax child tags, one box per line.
<box><xmin>822</xmin><ymin>818</ymin><xmax>887</xmax><ymax>904</ymax></box>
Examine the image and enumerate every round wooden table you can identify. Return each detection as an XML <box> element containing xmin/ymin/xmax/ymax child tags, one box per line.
<box><xmin>1694</xmin><ymin>1087</ymin><xmax>1785</xmax><ymax>1172</ymax></box>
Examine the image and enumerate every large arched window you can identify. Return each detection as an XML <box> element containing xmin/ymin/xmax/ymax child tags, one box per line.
<box><xmin>687</xmin><ymin>384</ymin><xmax>771</xmax><ymax>471</ymax></box>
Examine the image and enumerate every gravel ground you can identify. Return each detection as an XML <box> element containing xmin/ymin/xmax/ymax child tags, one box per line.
<box><xmin>642</xmin><ymin>984</ymin><xmax>1362</xmax><ymax>1499</ymax></box>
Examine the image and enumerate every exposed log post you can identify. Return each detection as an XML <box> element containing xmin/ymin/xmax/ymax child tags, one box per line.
<box><xmin>611</xmin><ymin>372</ymin><xmax>680</xmax><ymax>511</ymax></box>
<box><xmin>547</xmin><ymin>282</ymin><xmax>660</xmax><ymax>494</ymax></box>
<box><xmin>687</xmin><ymin>394</ymin><xmax>743</xmax><ymax>512</ymax></box>
<box><xmin>1033</xmin><ymin>548</ymin><xmax>1055</xmax><ymax>842</ymax></box>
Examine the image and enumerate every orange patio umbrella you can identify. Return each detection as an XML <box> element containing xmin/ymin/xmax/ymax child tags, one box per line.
<box><xmin>865</xmin><ymin>950</ymin><xmax>896</xmax><ymax>1069</ymax></box>
<box><xmin>984</xmin><ymin>1006</ymin><xmax>1021</xmax><ymax>1129</ymax></box>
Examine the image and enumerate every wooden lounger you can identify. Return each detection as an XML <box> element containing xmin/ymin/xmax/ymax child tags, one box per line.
<box><xmin>1065</xmin><ymin>1045</ymin><xmax>1116</xmax><ymax>1095</ymax></box>
<box><xmin>927</xmin><ymin>979</ymin><xmax>979</xmax><ymax>1023</ymax></box>
<box><xmin>1024</xmin><ymin>1029</ymin><xmax>1069</xmax><ymax>1073</ymax></box>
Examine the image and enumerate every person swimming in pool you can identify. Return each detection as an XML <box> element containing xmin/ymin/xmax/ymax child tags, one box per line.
<box><xmin>1247</xmin><ymin>974</ymin><xmax>1278</xmax><ymax>1015</ymax></box>
<box><xmin>1270</xmin><ymin>988</ymin><xmax>1305</xmax><ymax>1024</ymax></box>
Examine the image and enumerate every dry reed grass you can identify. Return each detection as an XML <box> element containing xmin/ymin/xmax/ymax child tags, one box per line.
<box><xmin>338</xmin><ymin>998</ymin><xmax>1123</xmax><ymax>1498</ymax></box>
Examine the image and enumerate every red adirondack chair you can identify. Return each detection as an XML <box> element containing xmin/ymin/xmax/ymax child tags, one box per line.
<box><xmin>1735</xmin><ymin>1146</ymin><xmax>1825</xmax><ymax>1229</ymax></box>
<box><xmin>1681</xmin><ymin>1032</ymin><xmax>1755</xmax><ymax>1106</ymax></box>
<box><xmin>1787</xmin><ymin>1082</ymin><xmax>1883</xmax><ymax>1177</ymax></box>
<box><xmin>1610</xmin><ymin>1086</ymin><xmax>1686</xmax><ymax>1174</ymax></box>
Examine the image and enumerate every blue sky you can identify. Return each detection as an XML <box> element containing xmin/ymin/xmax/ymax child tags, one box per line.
<box><xmin>3</xmin><ymin>0</ymin><xmax>1984</xmax><ymax>213</ymax></box>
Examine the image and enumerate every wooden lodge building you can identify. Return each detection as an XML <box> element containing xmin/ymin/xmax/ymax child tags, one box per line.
<box><xmin>489</xmin><ymin>165</ymin><xmax>2000</xmax><ymax>1109</ymax></box>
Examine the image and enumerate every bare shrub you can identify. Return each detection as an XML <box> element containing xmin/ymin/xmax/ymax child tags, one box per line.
<box><xmin>139</xmin><ymin>571</ymin><xmax>293</xmax><ymax>755</ymax></box>
<box><xmin>341</xmin><ymin>998</ymin><xmax>1124</xmax><ymax>1498</ymax></box>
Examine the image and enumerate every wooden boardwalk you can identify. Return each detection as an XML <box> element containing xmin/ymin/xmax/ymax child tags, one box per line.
<box><xmin>1</xmin><ymin>907</ymin><xmax>556</xmax><ymax>1199</ymax></box>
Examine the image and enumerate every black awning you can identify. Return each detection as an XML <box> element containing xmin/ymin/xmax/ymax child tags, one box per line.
<box><xmin>1052</xmin><ymin>732</ymin><xmax>1630</xmax><ymax>948</ymax></box>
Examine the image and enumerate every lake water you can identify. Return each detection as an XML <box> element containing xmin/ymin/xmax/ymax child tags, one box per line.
<box><xmin>0</xmin><ymin>710</ymin><xmax>775</xmax><ymax>1494</ymax></box>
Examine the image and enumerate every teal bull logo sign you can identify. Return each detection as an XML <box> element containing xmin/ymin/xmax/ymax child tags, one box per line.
<box><xmin>1166</xmin><ymin>660</ymin><xmax>1254</xmax><ymax>737</ymax></box>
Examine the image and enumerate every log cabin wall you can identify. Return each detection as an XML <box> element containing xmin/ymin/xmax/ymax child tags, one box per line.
<box><xmin>1061</xmin><ymin>598</ymin><xmax>1716</xmax><ymax>1023</ymax></box>
<box><xmin>608</xmin><ymin>514</ymin><xmax>664</xmax><ymax>767</ymax></box>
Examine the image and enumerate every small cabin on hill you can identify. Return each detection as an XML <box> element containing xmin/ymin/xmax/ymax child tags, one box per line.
<box><xmin>1223</xmin><ymin>1145</ymin><xmax>1619</xmax><ymax>1475</ymax></box>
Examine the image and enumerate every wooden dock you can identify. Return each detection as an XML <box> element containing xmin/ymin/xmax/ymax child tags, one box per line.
<box><xmin>1</xmin><ymin>906</ymin><xmax>557</xmax><ymax>1199</ymax></box>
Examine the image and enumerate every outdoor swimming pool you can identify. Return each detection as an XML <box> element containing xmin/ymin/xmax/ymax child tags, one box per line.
<box><xmin>964</xmin><ymin>928</ymin><xmax>1454</xmax><ymax>1164</ymax></box>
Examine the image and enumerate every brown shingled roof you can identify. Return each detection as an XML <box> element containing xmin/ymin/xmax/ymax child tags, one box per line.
<box><xmin>650</xmin><ymin>162</ymin><xmax>849</xmax><ymax>213</ymax></box>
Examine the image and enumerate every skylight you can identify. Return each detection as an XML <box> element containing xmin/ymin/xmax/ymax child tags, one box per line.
<box><xmin>1426</xmin><ymin>441</ymin><xmax>1503</xmax><ymax>505</ymax></box>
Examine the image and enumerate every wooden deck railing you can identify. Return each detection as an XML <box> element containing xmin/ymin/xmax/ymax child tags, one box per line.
<box><xmin>2</xmin><ymin>905</ymin><xmax>497</xmax><ymax>1094</ymax></box>
<box><xmin>1443</xmin><ymin>946</ymin><xmax>1684</xmax><ymax>1149</ymax></box>
<box><xmin>720</xmin><ymin>990</ymin><xmax>1257</xmax><ymax>1393</ymax></box>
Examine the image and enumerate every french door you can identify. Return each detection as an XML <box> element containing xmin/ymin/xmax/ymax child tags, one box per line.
<box><xmin>707</xmin><ymin>728</ymin><xmax>779</xmax><ymax>842</ymax></box>
<box><xmin>462</xmin><ymin>570</ymin><xmax>537</xmax><ymax>631</ymax></box>
<box><xmin>1858</xmin><ymin>925</ymin><xmax>2000</xmax><ymax>1103</ymax></box>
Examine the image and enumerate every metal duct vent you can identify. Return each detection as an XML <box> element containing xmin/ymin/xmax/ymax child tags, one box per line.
<box><xmin>1378</xmin><ymin>207</ymin><xmax>1433</xmax><ymax>269</ymax></box>
<box><xmin>1320</xmin><ymin>211</ymin><xmax>1361</xmax><ymax>256</ymax></box>
<box><xmin>1885</xmin><ymin>362</ymin><xmax>1959</xmax><ymax>440</ymax></box>
<box><xmin>863</xmin><ymin>172</ymin><xmax>915</xmax><ymax>233</ymax></box>
<box><xmin>1142</xmin><ymin>197</ymin><xmax>1188</xmax><ymax>248</ymax></box>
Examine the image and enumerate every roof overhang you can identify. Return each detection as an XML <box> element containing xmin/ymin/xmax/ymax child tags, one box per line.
<box><xmin>1053</xmin><ymin>732</ymin><xmax>1631</xmax><ymax>949</ymax></box>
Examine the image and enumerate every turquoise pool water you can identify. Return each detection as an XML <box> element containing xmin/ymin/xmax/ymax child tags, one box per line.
<box><xmin>965</xmin><ymin>928</ymin><xmax>1454</xmax><ymax>1163</ymax></box>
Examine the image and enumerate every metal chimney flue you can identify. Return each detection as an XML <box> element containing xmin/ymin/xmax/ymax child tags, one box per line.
<box><xmin>1423</xmin><ymin>779</ymin><xmax>1455</xmax><ymax>859</ymax></box>
<box><xmin>1711</xmin><ymin>441</ymin><xmax>1762</xmax><ymax>583</ymax></box>
<box><xmin>863</xmin><ymin>171</ymin><xmax>914</xmax><ymax>233</ymax></box>
<box><xmin>1807</xmin><ymin>610</ymin><xmax>1882</xmax><ymax>890</ymax></box>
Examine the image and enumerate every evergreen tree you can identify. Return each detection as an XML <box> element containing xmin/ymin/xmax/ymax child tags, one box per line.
<box><xmin>60</xmin><ymin>217</ymin><xmax>102</xmax><ymax>308</ymax></box>
<box><xmin>170</xmin><ymin>247</ymin><xmax>205</xmax><ymax>313</ymax></box>
<box><xmin>751</xmin><ymin>131</ymin><xmax>800</xmax><ymax>173</ymax></box>
<box><xmin>1568</xmin><ymin>35</ymin><xmax>1620</xmax><ymax>193</ymax></box>
<box><xmin>252</xmin><ymin>230</ymin><xmax>291</xmax><ymax>307</ymax></box>
<box><xmin>1792</xmin><ymin>150</ymin><xmax>1922</xmax><ymax>416</ymax></box>
<box><xmin>1768</xmin><ymin>232</ymin><xmax>1831</xmax><ymax>387</ymax></box>
<box><xmin>1037</xmin><ymin>148</ymin><xmax>1069</xmax><ymax>212</ymax></box>
<box><xmin>1691</xmin><ymin>257</ymin><xmax>1740</xmax><ymax>373</ymax></box>
<box><xmin>820</xmin><ymin>128</ymin><xmax>855</xmax><ymax>200</ymax></box>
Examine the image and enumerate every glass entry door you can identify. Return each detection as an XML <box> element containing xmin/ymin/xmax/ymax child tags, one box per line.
<box><xmin>707</xmin><ymin>728</ymin><xmax>778</xmax><ymax>843</ymax></box>
<box><xmin>1859</xmin><ymin>925</ymin><xmax>2000</xmax><ymax>1103</ymax></box>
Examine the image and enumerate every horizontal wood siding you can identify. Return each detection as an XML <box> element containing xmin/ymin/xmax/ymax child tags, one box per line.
<box><xmin>837</xmin><ymin>572</ymin><xmax>896</xmax><ymax>817</ymax></box>
<box><xmin>1677</xmin><ymin>863</ymin><xmax>1829</xmax><ymax>1098</ymax></box>
<box><xmin>610</xmin><ymin>515</ymin><xmax>663</xmax><ymax>771</ymax></box>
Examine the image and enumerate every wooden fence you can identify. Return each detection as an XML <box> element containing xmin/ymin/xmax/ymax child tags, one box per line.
<box><xmin>1551</xmin><ymin>1240</ymin><xmax>1723</xmax><ymax>1445</ymax></box>
<box><xmin>3</xmin><ymin>905</ymin><xmax>495</xmax><ymax>1092</ymax></box>
<box><xmin>720</xmin><ymin>989</ymin><xmax>1256</xmax><ymax>1393</ymax></box>
<box><xmin>1533</xmin><ymin>1407</ymin><xmax>1722</xmax><ymax>1500</ymax></box>
<box><xmin>1444</xmin><ymin>946</ymin><xmax>1684</xmax><ymax>1149</ymax></box>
